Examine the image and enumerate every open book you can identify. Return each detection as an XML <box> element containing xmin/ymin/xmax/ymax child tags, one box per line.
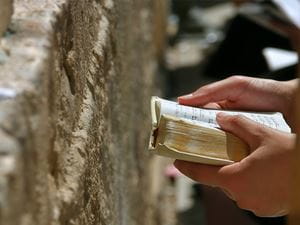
<box><xmin>239</xmin><ymin>0</ymin><xmax>300</xmax><ymax>34</ymax></box>
<box><xmin>149</xmin><ymin>96</ymin><xmax>291</xmax><ymax>166</ymax></box>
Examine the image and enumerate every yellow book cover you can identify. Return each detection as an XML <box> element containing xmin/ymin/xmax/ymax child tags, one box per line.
<box><xmin>149</xmin><ymin>96</ymin><xmax>291</xmax><ymax>166</ymax></box>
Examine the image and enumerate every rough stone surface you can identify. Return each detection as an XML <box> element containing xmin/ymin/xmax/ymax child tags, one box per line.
<box><xmin>0</xmin><ymin>1</ymin><xmax>173</xmax><ymax>225</ymax></box>
<box><xmin>0</xmin><ymin>0</ymin><xmax>13</xmax><ymax>36</ymax></box>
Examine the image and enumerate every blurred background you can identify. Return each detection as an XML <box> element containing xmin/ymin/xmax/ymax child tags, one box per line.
<box><xmin>1</xmin><ymin>0</ymin><xmax>298</xmax><ymax>224</ymax></box>
<box><xmin>162</xmin><ymin>0</ymin><xmax>297</xmax><ymax>225</ymax></box>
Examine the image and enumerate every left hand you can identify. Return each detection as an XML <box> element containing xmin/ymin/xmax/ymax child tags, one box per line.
<box><xmin>178</xmin><ymin>76</ymin><xmax>298</xmax><ymax>128</ymax></box>
<box><xmin>174</xmin><ymin>113</ymin><xmax>296</xmax><ymax>217</ymax></box>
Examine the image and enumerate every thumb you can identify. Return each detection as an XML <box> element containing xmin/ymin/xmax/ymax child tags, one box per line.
<box><xmin>216</xmin><ymin>113</ymin><xmax>264</xmax><ymax>150</ymax></box>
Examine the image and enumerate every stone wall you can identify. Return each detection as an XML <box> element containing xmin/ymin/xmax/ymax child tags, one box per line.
<box><xmin>0</xmin><ymin>1</ymin><xmax>173</xmax><ymax>225</ymax></box>
<box><xmin>0</xmin><ymin>0</ymin><xmax>13</xmax><ymax>36</ymax></box>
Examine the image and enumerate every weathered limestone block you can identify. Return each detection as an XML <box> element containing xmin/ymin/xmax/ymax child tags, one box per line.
<box><xmin>0</xmin><ymin>0</ymin><xmax>13</xmax><ymax>36</ymax></box>
<box><xmin>0</xmin><ymin>0</ymin><xmax>171</xmax><ymax>225</ymax></box>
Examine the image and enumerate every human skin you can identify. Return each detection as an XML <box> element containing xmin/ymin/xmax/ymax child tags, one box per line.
<box><xmin>174</xmin><ymin>76</ymin><xmax>298</xmax><ymax>217</ymax></box>
<box><xmin>178</xmin><ymin>76</ymin><xmax>298</xmax><ymax>129</ymax></box>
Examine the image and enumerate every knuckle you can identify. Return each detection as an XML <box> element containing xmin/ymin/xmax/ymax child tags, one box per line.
<box><xmin>218</xmin><ymin>174</ymin><xmax>230</xmax><ymax>187</ymax></box>
<box><xmin>219</xmin><ymin>177</ymin><xmax>235</xmax><ymax>192</ymax></box>
<box><xmin>252</xmin><ymin>124</ymin><xmax>269</xmax><ymax>142</ymax></box>
<box><xmin>221</xmin><ymin>176</ymin><xmax>242</xmax><ymax>196</ymax></box>
<box><xmin>236</xmin><ymin>198</ymin><xmax>249</xmax><ymax>210</ymax></box>
<box><xmin>236</xmin><ymin>197</ymin><xmax>256</xmax><ymax>211</ymax></box>
<box><xmin>250</xmin><ymin>204</ymin><xmax>266</xmax><ymax>217</ymax></box>
<box><xmin>218</xmin><ymin>170</ymin><xmax>234</xmax><ymax>187</ymax></box>
<box><xmin>196</xmin><ymin>85</ymin><xmax>210</xmax><ymax>94</ymax></box>
<box><xmin>236</xmin><ymin>198</ymin><xmax>264</xmax><ymax>215</ymax></box>
<box><xmin>252</xmin><ymin>209</ymin><xmax>266</xmax><ymax>217</ymax></box>
<box><xmin>229</xmin><ymin>75</ymin><xmax>249</xmax><ymax>85</ymax></box>
<box><xmin>228</xmin><ymin>115</ymin><xmax>245</xmax><ymax>126</ymax></box>
<box><xmin>253</xmin><ymin>125</ymin><xmax>264</xmax><ymax>137</ymax></box>
<box><xmin>218</xmin><ymin>165</ymin><xmax>243</xmax><ymax>189</ymax></box>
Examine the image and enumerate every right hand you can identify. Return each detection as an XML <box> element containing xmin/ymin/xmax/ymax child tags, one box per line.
<box><xmin>174</xmin><ymin>113</ymin><xmax>296</xmax><ymax>217</ymax></box>
<box><xmin>178</xmin><ymin>76</ymin><xmax>298</xmax><ymax>128</ymax></box>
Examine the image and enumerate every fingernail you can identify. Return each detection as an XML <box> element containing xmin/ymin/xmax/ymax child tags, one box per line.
<box><xmin>178</xmin><ymin>94</ymin><xmax>193</xmax><ymax>100</ymax></box>
<box><xmin>217</xmin><ymin>112</ymin><xmax>228</xmax><ymax>119</ymax></box>
<box><xmin>216</xmin><ymin>113</ymin><xmax>230</xmax><ymax>126</ymax></box>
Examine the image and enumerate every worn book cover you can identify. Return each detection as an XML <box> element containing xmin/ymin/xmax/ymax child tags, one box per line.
<box><xmin>149</xmin><ymin>96</ymin><xmax>291</xmax><ymax>166</ymax></box>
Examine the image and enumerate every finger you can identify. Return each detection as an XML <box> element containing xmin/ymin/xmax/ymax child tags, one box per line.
<box><xmin>178</xmin><ymin>76</ymin><xmax>250</xmax><ymax>107</ymax></box>
<box><xmin>203</xmin><ymin>102</ymin><xmax>222</xmax><ymax>109</ymax></box>
<box><xmin>221</xmin><ymin>188</ymin><xmax>236</xmax><ymax>201</ymax></box>
<box><xmin>204</xmin><ymin>100</ymin><xmax>242</xmax><ymax>110</ymax></box>
<box><xmin>174</xmin><ymin>160</ymin><xmax>223</xmax><ymax>186</ymax></box>
<box><xmin>216</xmin><ymin>113</ymin><xmax>264</xmax><ymax>150</ymax></box>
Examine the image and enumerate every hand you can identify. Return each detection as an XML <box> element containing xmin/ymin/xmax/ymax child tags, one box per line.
<box><xmin>174</xmin><ymin>113</ymin><xmax>296</xmax><ymax>217</ymax></box>
<box><xmin>178</xmin><ymin>76</ymin><xmax>298</xmax><ymax>128</ymax></box>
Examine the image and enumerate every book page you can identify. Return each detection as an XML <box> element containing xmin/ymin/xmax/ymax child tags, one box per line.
<box><xmin>157</xmin><ymin>97</ymin><xmax>291</xmax><ymax>133</ymax></box>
